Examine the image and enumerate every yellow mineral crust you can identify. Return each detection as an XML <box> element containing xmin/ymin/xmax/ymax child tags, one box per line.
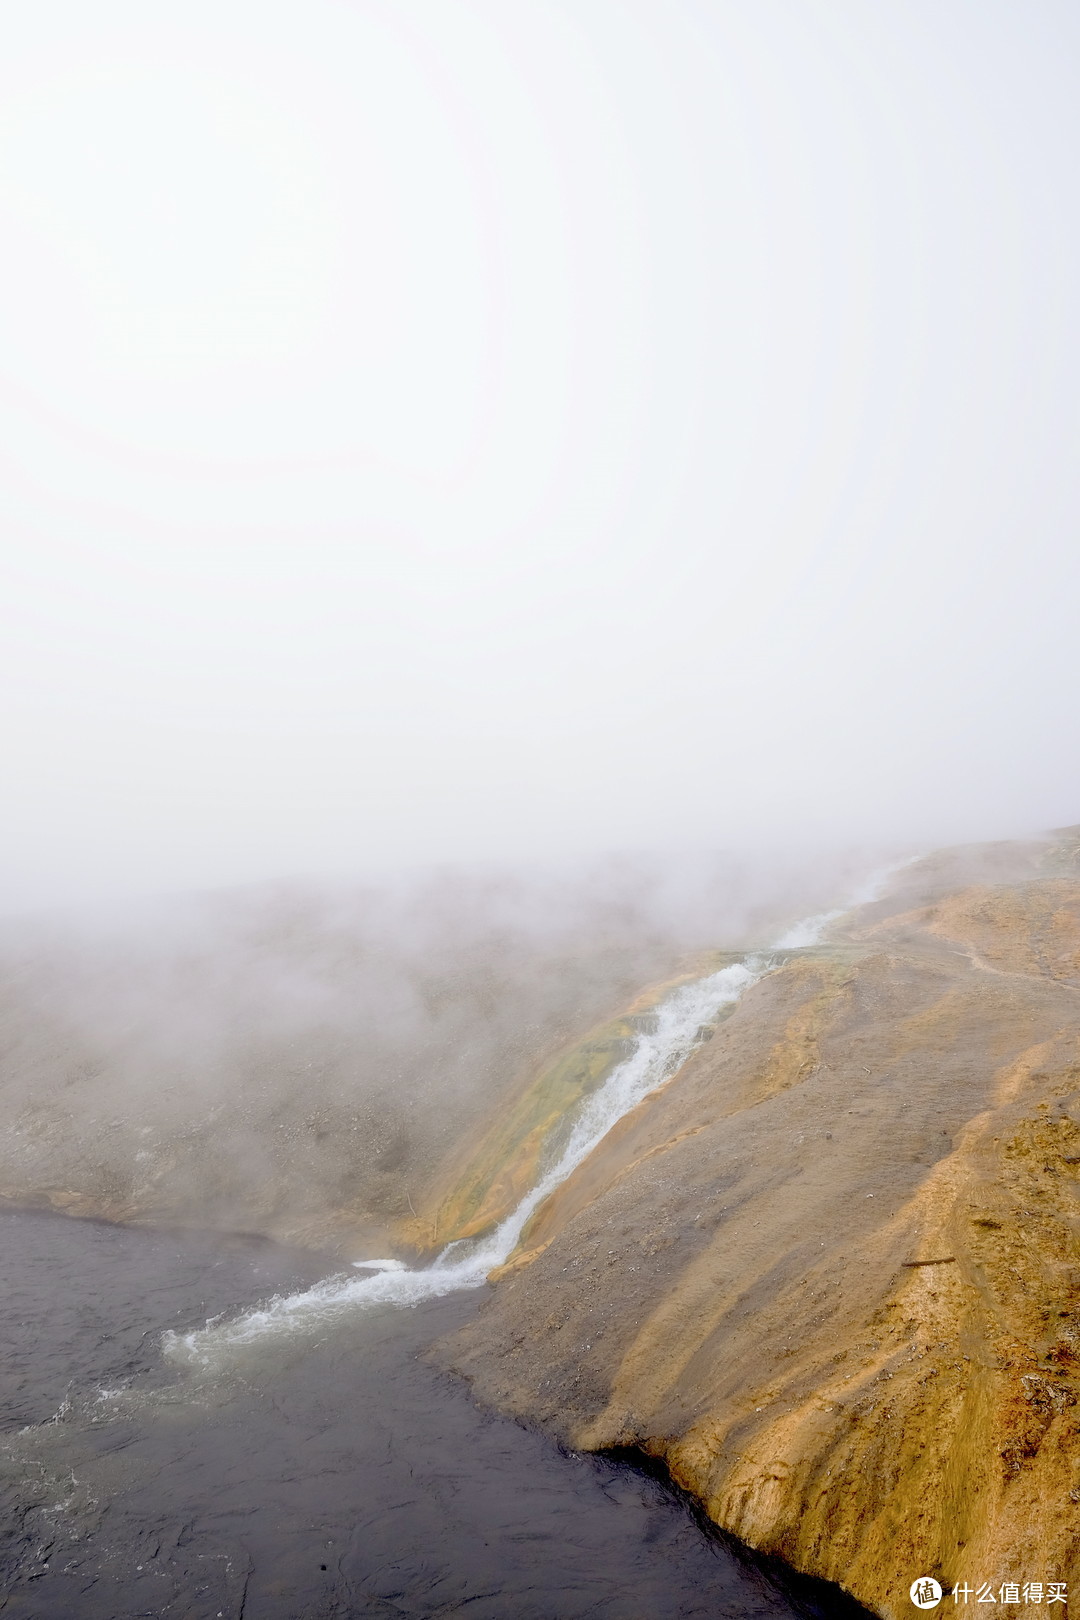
<box><xmin>440</xmin><ymin>867</ymin><xmax>1080</xmax><ymax>1619</ymax></box>
<box><xmin>416</xmin><ymin>953</ymin><xmax>741</xmax><ymax>1249</ymax></box>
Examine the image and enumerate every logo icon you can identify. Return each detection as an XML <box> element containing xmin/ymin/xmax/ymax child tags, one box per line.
<box><xmin>910</xmin><ymin>1577</ymin><xmax>943</xmax><ymax>1609</ymax></box>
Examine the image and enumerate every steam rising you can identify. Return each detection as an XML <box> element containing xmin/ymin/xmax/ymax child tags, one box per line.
<box><xmin>0</xmin><ymin>851</ymin><xmax>889</xmax><ymax>1249</ymax></box>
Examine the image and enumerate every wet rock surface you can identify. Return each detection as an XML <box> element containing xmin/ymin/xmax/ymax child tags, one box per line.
<box><xmin>439</xmin><ymin>839</ymin><xmax>1080</xmax><ymax>1619</ymax></box>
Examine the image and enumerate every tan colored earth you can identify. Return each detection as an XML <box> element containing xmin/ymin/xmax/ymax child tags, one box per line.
<box><xmin>437</xmin><ymin>835</ymin><xmax>1080</xmax><ymax>1619</ymax></box>
<box><xmin>5</xmin><ymin>837</ymin><xmax>1080</xmax><ymax>1615</ymax></box>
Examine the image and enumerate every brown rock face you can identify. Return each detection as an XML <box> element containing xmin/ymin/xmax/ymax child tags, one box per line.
<box><xmin>440</xmin><ymin>851</ymin><xmax>1080</xmax><ymax>1618</ymax></box>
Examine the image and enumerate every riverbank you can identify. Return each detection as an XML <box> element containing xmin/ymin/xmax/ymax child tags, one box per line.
<box><xmin>439</xmin><ymin>835</ymin><xmax>1080</xmax><ymax>1617</ymax></box>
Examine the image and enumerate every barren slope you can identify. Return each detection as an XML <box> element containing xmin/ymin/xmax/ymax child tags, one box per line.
<box><xmin>441</xmin><ymin>842</ymin><xmax>1080</xmax><ymax>1618</ymax></box>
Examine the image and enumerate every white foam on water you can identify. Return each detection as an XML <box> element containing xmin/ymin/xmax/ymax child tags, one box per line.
<box><xmin>164</xmin><ymin>865</ymin><xmax>916</xmax><ymax>1368</ymax></box>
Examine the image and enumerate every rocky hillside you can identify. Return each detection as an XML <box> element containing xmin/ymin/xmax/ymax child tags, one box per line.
<box><xmin>439</xmin><ymin>833</ymin><xmax>1080</xmax><ymax>1619</ymax></box>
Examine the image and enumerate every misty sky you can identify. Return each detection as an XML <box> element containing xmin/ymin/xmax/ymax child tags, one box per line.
<box><xmin>1</xmin><ymin>0</ymin><xmax>1077</xmax><ymax>911</ymax></box>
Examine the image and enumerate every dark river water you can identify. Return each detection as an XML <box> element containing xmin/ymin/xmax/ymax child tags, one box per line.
<box><xmin>0</xmin><ymin>1209</ymin><xmax>867</xmax><ymax>1619</ymax></box>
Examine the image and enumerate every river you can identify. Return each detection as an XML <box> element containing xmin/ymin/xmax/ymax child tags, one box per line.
<box><xmin>0</xmin><ymin>1208</ymin><xmax>876</xmax><ymax>1618</ymax></box>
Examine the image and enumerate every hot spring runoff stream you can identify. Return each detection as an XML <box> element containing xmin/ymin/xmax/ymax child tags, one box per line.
<box><xmin>0</xmin><ymin>901</ymin><xmax>881</xmax><ymax>1619</ymax></box>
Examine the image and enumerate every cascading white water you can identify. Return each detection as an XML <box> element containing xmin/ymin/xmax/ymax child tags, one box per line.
<box><xmin>165</xmin><ymin>957</ymin><xmax>761</xmax><ymax>1364</ymax></box>
<box><xmin>164</xmin><ymin>871</ymin><xmax>906</xmax><ymax>1366</ymax></box>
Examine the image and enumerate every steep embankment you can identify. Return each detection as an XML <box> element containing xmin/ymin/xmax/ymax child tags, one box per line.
<box><xmin>441</xmin><ymin>838</ymin><xmax>1080</xmax><ymax>1619</ymax></box>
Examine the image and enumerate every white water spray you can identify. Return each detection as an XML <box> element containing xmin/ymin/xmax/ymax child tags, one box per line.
<box><xmin>165</xmin><ymin>867</ymin><xmax>907</xmax><ymax>1365</ymax></box>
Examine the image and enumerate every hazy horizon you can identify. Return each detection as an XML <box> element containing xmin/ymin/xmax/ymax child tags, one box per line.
<box><xmin>2</xmin><ymin>0</ymin><xmax>1078</xmax><ymax>913</ymax></box>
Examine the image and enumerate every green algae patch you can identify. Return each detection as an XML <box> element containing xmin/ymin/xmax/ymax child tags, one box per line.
<box><xmin>423</xmin><ymin>954</ymin><xmax>744</xmax><ymax>1250</ymax></box>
